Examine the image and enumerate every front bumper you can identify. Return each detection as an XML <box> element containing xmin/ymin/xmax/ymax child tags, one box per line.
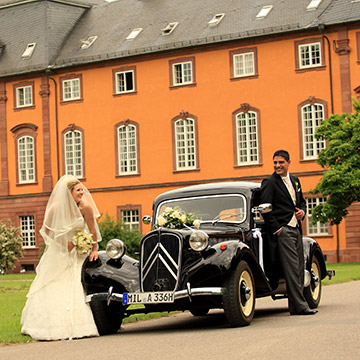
<box><xmin>86</xmin><ymin>282</ymin><xmax>226</xmax><ymax>306</ymax></box>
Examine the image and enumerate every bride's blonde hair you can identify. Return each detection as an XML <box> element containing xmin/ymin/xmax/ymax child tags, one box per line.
<box><xmin>67</xmin><ymin>178</ymin><xmax>81</xmax><ymax>192</ymax></box>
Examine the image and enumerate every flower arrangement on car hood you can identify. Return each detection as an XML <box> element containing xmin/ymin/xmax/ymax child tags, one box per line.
<box><xmin>72</xmin><ymin>231</ymin><xmax>95</xmax><ymax>254</ymax></box>
<box><xmin>156</xmin><ymin>206</ymin><xmax>201</xmax><ymax>229</ymax></box>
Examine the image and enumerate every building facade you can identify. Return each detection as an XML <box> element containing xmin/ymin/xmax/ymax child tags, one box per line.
<box><xmin>1</xmin><ymin>0</ymin><xmax>360</xmax><ymax>272</ymax></box>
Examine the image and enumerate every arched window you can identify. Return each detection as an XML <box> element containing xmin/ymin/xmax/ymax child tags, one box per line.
<box><xmin>115</xmin><ymin>120</ymin><xmax>139</xmax><ymax>176</ymax></box>
<box><xmin>62</xmin><ymin>125</ymin><xmax>84</xmax><ymax>178</ymax></box>
<box><xmin>232</xmin><ymin>103</ymin><xmax>261</xmax><ymax>166</ymax></box>
<box><xmin>298</xmin><ymin>97</ymin><xmax>327</xmax><ymax>160</ymax></box>
<box><xmin>171</xmin><ymin>111</ymin><xmax>199</xmax><ymax>171</ymax></box>
<box><xmin>18</xmin><ymin>136</ymin><xmax>35</xmax><ymax>183</ymax></box>
<box><xmin>10</xmin><ymin>123</ymin><xmax>38</xmax><ymax>184</ymax></box>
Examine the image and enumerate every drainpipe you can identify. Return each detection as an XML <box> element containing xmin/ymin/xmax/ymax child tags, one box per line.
<box><xmin>318</xmin><ymin>24</ymin><xmax>334</xmax><ymax>114</ymax></box>
<box><xmin>318</xmin><ymin>24</ymin><xmax>340</xmax><ymax>262</ymax></box>
<box><xmin>45</xmin><ymin>68</ymin><xmax>60</xmax><ymax>180</ymax></box>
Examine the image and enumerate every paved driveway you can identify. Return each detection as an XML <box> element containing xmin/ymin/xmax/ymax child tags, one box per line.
<box><xmin>1</xmin><ymin>280</ymin><xmax>359</xmax><ymax>360</ymax></box>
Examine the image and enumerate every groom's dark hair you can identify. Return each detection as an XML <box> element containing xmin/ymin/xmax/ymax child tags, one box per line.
<box><xmin>273</xmin><ymin>149</ymin><xmax>290</xmax><ymax>161</ymax></box>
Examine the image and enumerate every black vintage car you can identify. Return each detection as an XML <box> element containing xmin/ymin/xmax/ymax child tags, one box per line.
<box><xmin>82</xmin><ymin>181</ymin><xmax>334</xmax><ymax>335</ymax></box>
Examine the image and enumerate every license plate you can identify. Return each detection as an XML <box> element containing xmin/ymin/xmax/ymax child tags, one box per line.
<box><xmin>122</xmin><ymin>291</ymin><xmax>174</xmax><ymax>305</ymax></box>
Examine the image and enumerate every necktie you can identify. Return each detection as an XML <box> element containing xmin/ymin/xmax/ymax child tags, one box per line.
<box><xmin>283</xmin><ymin>176</ymin><xmax>296</xmax><ymax>204</ymax></box>
<box><xmin>283</xmin><ymin>176</ymin><xmax>298</xmax><ymax>227</ymax></box>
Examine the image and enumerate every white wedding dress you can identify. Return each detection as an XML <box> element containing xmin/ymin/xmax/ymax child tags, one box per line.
<box><xmin>21</xmin><ymin>176</ymin><xmax>100</xmax><ymax>341</ymax></box>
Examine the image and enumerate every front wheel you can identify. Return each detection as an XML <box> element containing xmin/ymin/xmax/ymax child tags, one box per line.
<box><xmin>223</xmin><ymin>260</ymin><xmax>256</xmax><ymax>327</ymax></box>
<box><xmin>304</xmin><ymin>256</ymin><xmax>322</xmax><ymax>309</ymax></box>
<box><xmin>87</xmin><ymin>288</ymin><xmax>123</xmax><ymax>335</ymax></box>
<box><xmin>189</xmin><ymin>307</ymin><xmax>210</xmax><ymax>317</ymax></box>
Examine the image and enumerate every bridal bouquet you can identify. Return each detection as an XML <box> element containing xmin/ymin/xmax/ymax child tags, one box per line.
<box><xmin>156</xmin><ymin>206</ymin><xmax>201</xmax><ymax>229</ymax></box>
<box><xmin>72</xmin><ymin>231</ymin><xmax>95</xmax><ymax>254</ymax></box>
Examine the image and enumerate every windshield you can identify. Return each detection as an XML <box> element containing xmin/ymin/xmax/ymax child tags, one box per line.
<box><xmin>156</xmin><ymin>194</ymin><xmax>247</xmax><ymax>225</ymax></box>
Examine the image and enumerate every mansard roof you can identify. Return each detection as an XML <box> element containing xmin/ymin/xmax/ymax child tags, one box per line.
<box><xmin>0</xmin><ymin>0</ymin><xmax>359</xmax><ymax>77</ymax></box>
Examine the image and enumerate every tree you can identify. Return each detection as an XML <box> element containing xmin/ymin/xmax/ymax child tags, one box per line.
<box><xmin>311</xmin><ymin>99</ymin><xmax>360</xmax><ymax>225</ymax></box>
<box><xmin>0</xmin><ymin>220</ymin><xmax>23</xmax><ymax>273</ymax></box>
<box><xmin>98</xmin><ymin>213</ymin><xmax>142</xmax><ymax>259</ymax></box>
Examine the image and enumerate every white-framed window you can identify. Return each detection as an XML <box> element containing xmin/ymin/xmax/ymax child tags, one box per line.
<box><xmin>118</xmin><ymin>124</ymin><xmax>137</xmax><ymax>175</ymax></box>
<box><xmin>18</xmin><ymin>136</ymin><xmax>35</xmax><ymax>183</ymax></box>
<box><xmin>306</xmin><ymin>0</ymin><xmax>322</xmax><ymax>11</ymax></box>
<box><xmin>256</xmin><ymin>5</ymin><xmax>273</xmax><ymax>19</ymax></box>
<box><xmin>235</xmin><ymin>111</ymin><xmax>259</xmax><ymax>165</ymax></box>
<box><xmin>115</xmin><ymin>70</ymin><xmax>135</xmax><ymax>94</ymax></box>
<box><xmin>126</xmin><ymin>28</ymin><xmax>143</xmax><ymax>41</ymax></box>
<box><xmin>16</xmin><ymin>85</ymin><xmax>33</xmax><ymax>108</ymax></box>
<box><xmin>174</xmin><ymin>118</ymin><xmax>196</xmax><ymax>170</ymax></box>
<box><xmin>64</xmin><ymin>130</ymin><xmax>83</xmax><ymax>177</ymax></box>
<box><xmin>299</xmin><ymin>42</ymin><xmax>321</xmax><ymax>69</ymax></box>
<box><xmin>301</xmin><ymin>103</ymin><xmax>326</xmax><ymax>159</ymax></box>
<box><xmin>208</xmin><ymin>13</ymin><xmax>225</xmax><ymax>27</ymax></box>
<box><xmin>173</xmin><ymin>61</ymin><xmax>193</xmax><ymax>86</ymax></box>
<box><xmin>121</xmin><ymin>209</ymin><xmax>140</xmax><ymax>231</ymax></box>
<box><xmin>22</xmin><ymin>43</ymin><xmax>36</xmax><ymax>58</ymax></box>
<box><xmin>62</xmin><ymin>78</ymin><xmax>81</xmax><ymax>101</ymax></box>
<box><xmin>162</xmin><ymin>22</ymin><xmax>178</xmax><ymax>35</ymax></box>
<box><xmin>307</xmin><ymin>197</ymin><xmax>328</xmax><ymax>235</ymax></box>
<box><xmin>233</xmin><ymin>52</ymin><xmax>255</xmax><ymax>77</ymax></box>
<box><xmin>20</xmin><ymin>215</ymin><xmax>35</xmax><ymax>248</ymax></box>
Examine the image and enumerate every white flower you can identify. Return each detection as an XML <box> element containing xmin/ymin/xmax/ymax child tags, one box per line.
<box><xmin>193</xmin><ymin>219</ymin><xmax>201</xmax><ymax>229</ymax></box>
<box><xmin>172</xmin><ymin>210</ymin><xmax>181</xmax><ymax>219</ymax></box>
<box><xmin>155</xmin><ymin>206</ymin><xmax>201</xmax><ymax>230</ymax></box>
<box><xmin>157</xmin><ymin>215</ymin><xmax>167</xmax><ymax>227</ymax></box>
<box><xmin>72</xmin><ymin>231</ymin><xmax>94</xmax><ymax>255</ymax></box>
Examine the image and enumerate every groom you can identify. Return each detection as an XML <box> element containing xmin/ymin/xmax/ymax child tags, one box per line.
<box><xmin>260</xmin><ymin>149</ymin><xmax>317</xmax><ymax>315</ymax></box>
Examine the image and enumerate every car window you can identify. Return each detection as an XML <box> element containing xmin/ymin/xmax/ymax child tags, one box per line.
<box><xmin>156</xmin><ymin>194</ymin><xmax>246</xmax><ymax>224</ymax></box>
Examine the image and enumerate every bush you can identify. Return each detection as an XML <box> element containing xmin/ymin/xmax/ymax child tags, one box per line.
<box><xmin>98</xmin><ymin>213</ymin><xmax>142</xmax><ymax>259</ymax></box>
<box><xmin>0</xmin><ymin>220</ymin><xmax>23</xmax><ymax>273</ymax></box>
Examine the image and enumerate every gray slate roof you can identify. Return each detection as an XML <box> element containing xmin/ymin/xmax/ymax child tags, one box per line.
<box><xmin>0</xmin><ymin>0</ymin><xmax>360</xmax><ymax>77</ymax></box>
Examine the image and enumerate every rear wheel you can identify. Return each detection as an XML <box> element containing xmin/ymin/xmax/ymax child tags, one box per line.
<box><xmin>223</xmin><ymin>260</ymin><xmax>256</xmax><ymax>327</ymax></box>
<box><xmin>304</xmin><ymin>256</ymin><xmax>322</xmax><ymax>309</ymax></box>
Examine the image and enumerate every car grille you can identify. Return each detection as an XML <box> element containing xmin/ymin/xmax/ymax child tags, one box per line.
<box><xmin>140</xmin><ymin>232</ymin><xmax>182</xmax><ymax>292</ymax></box>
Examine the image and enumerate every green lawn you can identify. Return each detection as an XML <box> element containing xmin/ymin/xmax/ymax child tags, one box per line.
<box><xmin>0</xmin><ymin>278</ymin><xmax>33</xmax><ymax>345</ymax></box>
<box><xmin>322</xmin><ymin>261</ymin><xmax>360</xmax><ymax>285</ymax></box>
<box><xmin>0</xmin><ymin>261</ymin><xmax>359</xmax><ymax>345</ymax></box>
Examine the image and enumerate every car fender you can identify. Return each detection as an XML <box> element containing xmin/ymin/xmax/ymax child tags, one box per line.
<box><xmin>81</xmin><ymin>251</ymin><xmax>140</xmax><ymax>293</ymax></box>
<box><xmin>303</xmin><ymin>237</ymin><xmax>327</xmax><ymax>280</ymax></box>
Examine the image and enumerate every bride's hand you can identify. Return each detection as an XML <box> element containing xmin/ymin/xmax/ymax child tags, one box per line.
<box><xmin>89</xmin><ymin>250</ymin><xmax>99</xmax><ymax>262</ymax></box>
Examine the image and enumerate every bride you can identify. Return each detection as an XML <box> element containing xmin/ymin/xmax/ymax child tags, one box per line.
<box><xmin>21</xmin><ymin>175</ymin><xmax>101</xmax><ymax>340</ymax></box>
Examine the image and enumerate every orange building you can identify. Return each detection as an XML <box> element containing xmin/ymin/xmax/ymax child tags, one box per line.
<box><xmin>1</xmin><ymin>0</ymin><xmax>360</xmax><ymax>272</ymax></box>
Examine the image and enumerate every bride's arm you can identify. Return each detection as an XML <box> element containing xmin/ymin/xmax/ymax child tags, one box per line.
<box><xmin>81</xmin><ymin>202</ymin><xmax>99</xmax><ymax>261</ymax></box>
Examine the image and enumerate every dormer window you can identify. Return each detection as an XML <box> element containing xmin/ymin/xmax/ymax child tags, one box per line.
<box><xmin>161</xmin><ymin>22</ymin><xmax>178</xmax><ymax>36</ymax></box>
<box><xmin>126</xmin><ymin>28</ymin><xmax>143</xmax><ymax>41</ymax></box>
<box><xmin>306</xmin><ymin>0</ymin><xmax>322</xmax><ymax>10</ymax></box>
<box><xmin>208</xmin><ymin>13</ymin><xmax>225</xmax><ymax>27</ymax></box>
<box><xmin>22</xmin><ymin>43</ymin><xmax>36</xmax><ymax>59</ymax></box>
<box><xmin>256</xmin><ymin>5</ymin><xmax>273</xmax><ymax>19</ymax></box>
<box><xmin>80</xmin><ymin>36</ymin><xmax>97</xmax><ymax>49</ymax></box>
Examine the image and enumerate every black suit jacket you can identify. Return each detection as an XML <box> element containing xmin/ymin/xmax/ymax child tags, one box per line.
<box><xmin>260</xmin><ymin>172</ymin><xmax>307</xmax><ymax>235</ymax></box>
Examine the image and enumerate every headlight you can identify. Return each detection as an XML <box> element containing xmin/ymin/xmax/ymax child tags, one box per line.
<box><xmin>106</xmin><ymin>239</ymin><xmax>126</xmax><ymax>259</ymax></box>
<box><xmin>189</xmin><ymin>230</ymin><xmax>209</xmax><ymax>252</ymax></box>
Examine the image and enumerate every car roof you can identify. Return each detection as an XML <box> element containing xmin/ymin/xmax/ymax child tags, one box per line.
<box><xmin>154</xmin><ymin>181</ymin><xmax>261</xmax><ymax>206</ymax></box>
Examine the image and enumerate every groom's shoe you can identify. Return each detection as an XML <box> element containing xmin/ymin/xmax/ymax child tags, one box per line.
<box><xmin>295</xmin><ymin>309</ymin><xmax>318</xmax><ymax>315</ymax></box>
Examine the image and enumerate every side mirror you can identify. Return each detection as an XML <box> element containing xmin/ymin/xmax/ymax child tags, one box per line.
<box><xmin>252</xmin><ymin>203</ymin><xmax>272</xmax><ymax>214</ymax></box>
<box><xmin>142</xmin><ymin>215</ymin><xmax>152</xmax><ymax>225</ymax></box>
